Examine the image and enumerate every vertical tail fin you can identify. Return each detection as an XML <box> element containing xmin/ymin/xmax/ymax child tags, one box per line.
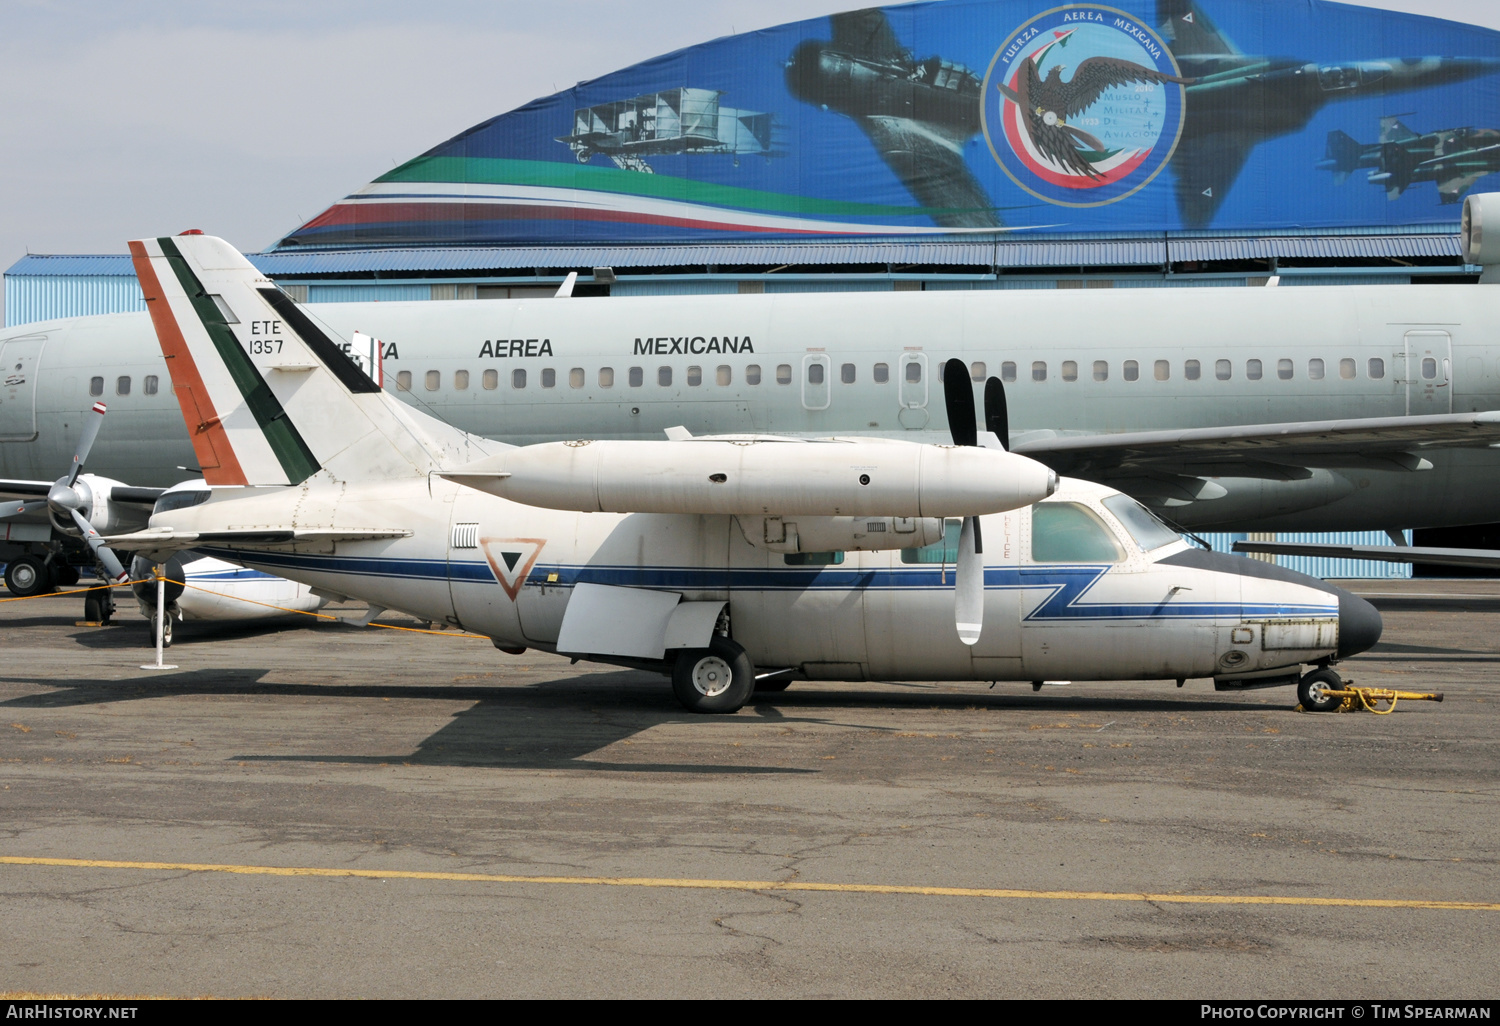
<box><xmin>1322</xmin><ymin>130</ymin><xmax>1363</xmax><ymax>184</ymax></box>
<box><xmin>129</xmin><ymin>234</ymin><xmax>494</xmax><ymax>487</ymax></box>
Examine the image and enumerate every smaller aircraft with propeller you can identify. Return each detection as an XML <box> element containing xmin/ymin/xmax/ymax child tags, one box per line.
<box><xmin>108</xmin><ymin>233</ymin><xmax>1384</xmax><ymax>714</ymax></box>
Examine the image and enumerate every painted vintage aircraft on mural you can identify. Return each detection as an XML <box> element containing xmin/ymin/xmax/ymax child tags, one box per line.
<box><xmin>1321</xmin><ymin>116</ymin><xmax>1500</xmax><ymax>204</ymax></box>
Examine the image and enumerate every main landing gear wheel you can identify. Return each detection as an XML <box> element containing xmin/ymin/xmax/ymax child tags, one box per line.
<box><xmin>83</xmin><ymin>591</ymin><xmax>114</xmax><ymax>626</ymax></box>
<box><xmin>4</xmin><ymin>556</ymin><xmax>53</xmax><ymax>597</ymax></box>
<box><xmin>52</xmin><ymin>563</ymin><xmax>80</xmax><ymax>587</ymax></box>
<box><xmin>1298</xmin><ymin>667</ymin><xmax>1344</xmax><ymax>713</ymax></box>
<box><xmin>672</xmin><ymin>636</ymin><xmax>754</xmax><ymax>714</ymax></box>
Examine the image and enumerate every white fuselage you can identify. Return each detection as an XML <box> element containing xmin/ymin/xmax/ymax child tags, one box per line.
<box><xmin>6</xmin><ymin>282</ymin><xmax>1499</xmax><ymax>529</ymax></box>
<box><xmin>163</xmin><ymin>478</ymin><xmax>1343</xmax><ymax>683</ymax></box>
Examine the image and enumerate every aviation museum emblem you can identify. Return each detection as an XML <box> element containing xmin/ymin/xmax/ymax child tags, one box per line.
<box><xmin>981</xmin><ymin>4</ymin><xmax>1188</xmax><ymax>207</ymax></box>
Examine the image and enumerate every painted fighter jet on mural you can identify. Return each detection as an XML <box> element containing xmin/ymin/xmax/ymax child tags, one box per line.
<box><xmin>786</xmin><ymin>9</ymin><xmax>1002</xmax><ymax>229</ymax></box>
<box><xmin>1321</xmin><ymin>116</ymin><xmax>1500</xmax><ymax>205</ymax></box>
<box><xmin>1160</xmin><ymin>0</ymin><xmax>1500</xmax><ymax>226</ymax></box>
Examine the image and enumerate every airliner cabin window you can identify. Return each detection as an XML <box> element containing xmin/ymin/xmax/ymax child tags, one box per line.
<box><xmin>1001</xmin><ymin>362</ymin><xmax>1017</xmax><ymax>383</ymax></box>
<box><xmin>629</xmin><ymin>366</ymin><xmax>643</xmax><ymax>387</ymax></box>
<box><xmin>599</xmin><ymin>367</ymin><xmax>614</xmax><ymax>388</ymax></box>
<box><xmin>116</xmin><ymin>376</ymin><xmax>131</xmax><ymax>395</ymax></box>
<box><xmin>1422</xmin><ymin>357</ymin><xmax>1438</xmax><ymax>379</ymax></box>
<box><xmin>1278</xmin><ymin>359</ymin><xmax>1294</xmax><ymax>380</ymax></box>
<box><xmin>746</xmin><ymin>364</ymin><xmax>762</xmax><ymax>385</ymax></box>
<box><xmin>424</xmin><ymin>370</ymin><xmax>440</xmax><ymax>391</ymax></box>
<box><xmin>777</xmin><ymin>364</ymin><xmax>792</xmax><ymax>385</ymax></box>
<box><xmin>483</xmin><ymin>370</ymin><xmax>498</xmax><ymax>390</ymax></box>
<box><xmin>541</xmin><ymin>368</ymin><xmax>556</xmax><ymax>388</ymax></box>
<box><xmin>970</xmin><ymin>362</ymin><xmax>986</xmax><ymax>381</ymax></box>
<box><xmin>905</xmin><ymin>362</ymin><xmax>922</xmax><ymax>383</ymax></box>
<box><xmin>1123</xmin><ymin>360</ymin><xmax>1139</xmax><ymax>382</ymax></box>
<box><xmin>1368</xmin><ymin>358</ymin><xmax>1385</xmax><ymax>379</ymax></box>
<box><xmin>841</xmin><ymin>363</ymin><xmax>856</xmax><ymax>384</ymax></box>
<box><xmin>1093</xmin><ymin>361</ymin><xmax>1108</xmax><ymax>382</ymax></box>
<box><xmin>658</xmin><ymin>366</ymin><xmax>672</xmax><ymax>386</ymax></box>
<box><xmin>808</xmin><ymin>363</ymin><xmax>825</xmax><ymax>385</ymax></box>
<box><xmin>1340</xmin><ymin>358</ymin><xmax>1356</xmax><ymax>380</ymax></box>
<box><xmin>89</xmin><ymin>377</ymin><xmax>104</xmax><ymax>397</ymax></box>
<box><xmin>1246</xmin><ymin>359</ymin><xmax>1263</xmax><ymax>381</ymax></box>
<box><xmin>396</xmin><ymin>371</ymin><xmax>411</xmax><ymax>391</ymax></box>
<box><xmin>717</xmin><ymin>365</ymin><xmax>732</xmax><ymax>386</ymax></box>
<box><xmin>143</xmin><ymin>375</ymin><xmax>158</xmax><ymax>396</ymax></box>
<box><xmin>1184</xmin><ymin>360</ymin><xmax>1200</xmax><ymax>381</ymax></box>
<box><xmin>1309</xmin><ymin>358</ymin><xmax>1325</xmax><ymax>380</ymax></box>
<box><xmin>569</xmin><ymin>367</ymin><xmax>584</xmax><ymax>388</ymax></box>
<box><xmin>1030</xmin><ymin>502</ymin><xmax>1124</xmax><ymax>563</ymax></box>
<box><xmin>1062</xmin><ymin>360</ymin><xmax>1078</xmax><ymax>382</ymax></box>
<box><xmin>1216</xmin><ymin>359</ymin><xmax>1232</xmax><ymax>380</ymax></box>
<box><xmin>1032</xmin><ymin>361</ymin><xmax>1047</xmax><ymax>382</ymax></box>
<box><xmin>1154</xmin><ymin>360</ymin><xmax>1169</xmax><ymax>381</ymax></box>
<box><xmin>687</xmin><ymin>365</ymin><xmax>702</xmax><ymax>386</ymax></box>
<box><xmin>873</xmin><ymin>363</ymin><xmax>889</xmax><ymax>384</ymax></box>
<box><xmin>454</xmin><ymin>370</ymin><xmax>470</xmax><ymax>390</ymax></box>
<box><xmin>512</xmin><ymin>369</ymin><xmax>526</xmax><ymax>389</ymax></box>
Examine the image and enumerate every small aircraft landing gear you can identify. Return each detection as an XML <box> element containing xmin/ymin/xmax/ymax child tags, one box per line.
<box><xmin>148</xmin><ymin>612</ymin><xmax>174</xmax><ymax>647</ymax></box>
<box><xmin>83</xmin><ymin>589</ymin><xmax>115</xmax><ymax>626</ymax></box>
<box><xmin>673</xmin><ymin>636</ymin><xmax>754</xmax><ymax>714</ymax></box>
<box><xmin>1297</xmin><ymin>667</ymin><xmax>1344</xmax><ymax>712</ymax></box>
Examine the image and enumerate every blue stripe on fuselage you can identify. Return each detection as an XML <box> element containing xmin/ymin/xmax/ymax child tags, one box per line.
<box><xmin>195</xmin><ymin>547</ymin><xmax>1336</xmax><ymax>622</ymax></box>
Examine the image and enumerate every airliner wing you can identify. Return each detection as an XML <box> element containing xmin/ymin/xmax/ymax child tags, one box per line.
<box><xmin>1232</xmin><ymin>540</ymin><xmax>1500</xmax><ymax>570</ymax></box>
<box><xmin>1015</xmin><ymin>410</ymin><xmax>1500</xmax><ymax>479</ymax></box>
<box><xmin>0</xmin><ymin>480</ymin><xmax>51</xmax><ymax>502</ymax></box>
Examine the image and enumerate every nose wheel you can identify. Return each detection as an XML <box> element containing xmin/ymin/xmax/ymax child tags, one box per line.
<box><xmin>1297</xmin><ymin>667</ymin><xmax>1343</xmax><ymax>713</ymax></box>
<box><xmin>672</xmin><ymin>636</ymin><xmax>754</xmax><ymax>714</ymax></box>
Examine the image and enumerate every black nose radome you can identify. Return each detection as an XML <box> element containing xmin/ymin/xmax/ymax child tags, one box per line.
<box><xmin>1334</xmin><ymin>586</ymin><xmax>1382</xmax><ymax>659</ymax></box>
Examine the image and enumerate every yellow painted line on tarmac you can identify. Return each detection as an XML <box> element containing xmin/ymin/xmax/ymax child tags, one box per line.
<box><xmin>2</xmin><ymin>855</ymin><xmax>1495</xmax><ymax>911</ymax></box>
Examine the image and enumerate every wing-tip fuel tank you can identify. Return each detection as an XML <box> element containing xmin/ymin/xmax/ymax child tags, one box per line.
<box><xmin>441</xmin><ymin>437</ymin><xmax>1058</xmax><ymax>518</ymax></box>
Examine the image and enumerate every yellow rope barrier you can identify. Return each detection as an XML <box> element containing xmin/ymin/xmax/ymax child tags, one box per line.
<box><xmin>0</xmin><ymin>580</ymin><xmax>132</xmax><ymax>603</ymax></box>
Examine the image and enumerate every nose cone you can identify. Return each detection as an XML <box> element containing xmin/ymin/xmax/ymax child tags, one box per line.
<box><xmin>1334</xmin><ymin>586</ymin><xmax>1382</xmax><ymax>659</ymax></box>
<box><xmin>47</xmin><ymin>480</ymin><xmax>80</xmax><ymax>511</ymax></box>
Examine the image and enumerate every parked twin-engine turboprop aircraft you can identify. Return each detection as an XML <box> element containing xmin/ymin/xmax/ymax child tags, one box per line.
<box><xmin>104</xmin><ymin>233</ymin><xmax>1382</xmax><ymax>714</ymax></box>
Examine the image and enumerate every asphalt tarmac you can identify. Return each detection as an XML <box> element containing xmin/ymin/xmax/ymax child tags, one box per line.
<box><xmin>0</xmin><ymin>578</ymin><xmax>1496</xmax><ymax>999</ymax></box>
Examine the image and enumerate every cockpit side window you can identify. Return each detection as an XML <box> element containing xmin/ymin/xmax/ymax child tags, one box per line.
<box><xmin>1101</xmin><ymin>494</ymin><xmax>1182</xmax><ymax>552</ymax></box>
<box><xmin>1030</xmin><ymin>502</ymin><xmax>1124</xmax><ymax>563</ymax></box>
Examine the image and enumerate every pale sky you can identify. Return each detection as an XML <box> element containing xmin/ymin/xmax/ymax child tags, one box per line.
<box><xmin>2</xmin><ymin>0</ymin><xmax>1498</xmax><ymax>322</ymax></box>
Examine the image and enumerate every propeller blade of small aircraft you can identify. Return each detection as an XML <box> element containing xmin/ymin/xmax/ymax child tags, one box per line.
<box><xmin>942</xmin><ymin>358</ymin><xmax>977</xmax><ymax>448</ymax></box>
<box><xmin>68</xmin><ymin>507</ymin><xmax>128</xmax><ymax>583</ymax></box>
<box><xmin>984</xmin><ymin>377</ymin><xmax>1009</xmax><ymax>451</ymax></box>
<box><xmin>0</xmin><ymin>499</ymin><xmax>48</xmax><ymax>520</ymax></box>
<box><xmin>955</xmin><ymin>514</ymin><xmax>984</xmax><ymax>646</ymax></box>
<box><xmin>67</xmin><ymin>401</ymin><xmax>107</xmax><ymax>486</ymax></box>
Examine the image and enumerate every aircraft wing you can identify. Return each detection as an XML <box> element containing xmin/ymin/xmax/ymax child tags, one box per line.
<box><xmin>830</xmin><ymin>8</ymin><xmax>907</xmax><ymax>62</ymax></box>
<box><xmin>857</xmin><ymin>116</ymin><xmax>1001</xmax><ymax>228</ymax></box>
<box><xmin>1170</xmin><ymin>132</ymin><xmax>1253</xmax><ymax>228</ymax></box>
<box><xmin>103</xmin><ymin>527</ymin><xmax>413</xmax><ymax>554</ymax></box>
<box><xmin>1014</xmin><ymin>410</ymin><xmax>1500</xmax><ymax>480</ymax></box>
<box><xmin>1232</xmin><ymin>539</ymin><xmax>1500</xmax><ymax>571</ymax></box>
<box><xmin>1158</xmin><ymin>0</ymin><xmax>1240</xmax><ymax>57</ymax></box>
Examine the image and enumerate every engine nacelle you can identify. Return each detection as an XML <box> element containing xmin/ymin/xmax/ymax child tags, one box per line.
<box><xmin>736</xmin><ymin>515</ymin><xmax>945</xmax><ymax>553</ymax></box>
<box><xmin>449</xmin><ymin>437</ymin><xmax>1057</xmax><ymax>519</ymax></box>
<box><xmin>1462</xmin><ymin>192</ymin><xmax>1500</xmax><ymax>272</ymax></box>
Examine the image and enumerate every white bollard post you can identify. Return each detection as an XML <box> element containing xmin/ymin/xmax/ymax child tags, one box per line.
<box><xmin>140</xmin><ymin>564</ymin><xmax>178</xmax><ymax>671</ymax></box>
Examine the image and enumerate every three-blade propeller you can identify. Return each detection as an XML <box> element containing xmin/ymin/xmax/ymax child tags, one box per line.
<box><xmin>942</xmin><ymin>359</ymin><xmax>1011</xmax><ymax>646</ymax></box>
<box><xmin>0</xmin><ymin>402</ymin><xmax>128</xmax><ymax>582</ymax></box>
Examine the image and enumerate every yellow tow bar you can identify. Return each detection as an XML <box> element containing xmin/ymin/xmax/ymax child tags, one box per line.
<box><xmin>1322</xmin><ymin>687</ymin><xmax>1445</xmax><ymax>715</ymax></box>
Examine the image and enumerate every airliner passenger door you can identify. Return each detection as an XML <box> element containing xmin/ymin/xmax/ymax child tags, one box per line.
<box><xmin>0</xmin><ymin>335</ymin><xmax>46</xmax><ymax>442</ymax></box>
<box><xmin>1403</xmin><ymin>331</ymin><xmax>1452</xmax><ymax>416</ymax></box>
<box><xmin>897</xmin><ymin>352</ymin><xmax>928</xmax><ymax>429</ymax></box>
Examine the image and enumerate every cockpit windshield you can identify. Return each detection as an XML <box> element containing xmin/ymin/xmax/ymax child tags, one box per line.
<box><xmin>1031</xmin><ymin>502</ymin><xmax>1124</xmax><ymax>563</ymax></box>
<box><xmin>153</xmin><ymin>489</ymin><xmax>211</xmax><ymax>515</ymax></box>
<box><xmin>1101</xmin><ymin>494</ymin><xmax>1183</xmax><ymax>552</ymax></box>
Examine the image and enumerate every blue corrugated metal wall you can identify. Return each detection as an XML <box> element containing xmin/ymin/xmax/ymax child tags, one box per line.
<box><xmin>5</xmin><ymin>274</ymin><xmax>144</xmax><ymax>327</ymax></box>
<box><xmin>1196</xmin><ymin>531</ymin><xmax>1413</xmax><ymax>579</ymax></box>
<box><xmin>306</xmin><ymin>284</ymin><xmax>431</xmax><ymax>304</ymax></box>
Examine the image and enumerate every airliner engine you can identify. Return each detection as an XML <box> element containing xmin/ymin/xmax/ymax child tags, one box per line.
<box><xmin>442</xmin><ymin>437</ymin><xmax>1057</xmax><ymax>518</ymax></box>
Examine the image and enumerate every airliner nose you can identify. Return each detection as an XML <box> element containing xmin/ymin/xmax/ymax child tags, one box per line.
<box><xmin>1332</xmin><ymin>585</ymin><xmax>1382</xmax><ymax>659</ymax></box>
